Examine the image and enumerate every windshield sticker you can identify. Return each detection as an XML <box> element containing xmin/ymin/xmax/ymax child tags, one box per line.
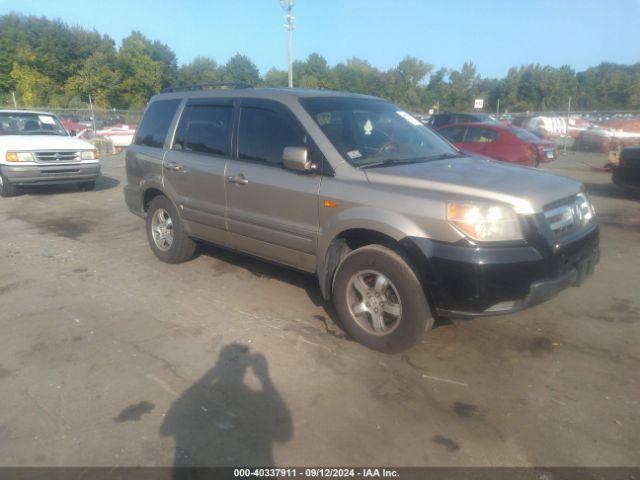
<box><xmin>363</xmin><ymin>119</ymin><xmax>373</xmax><ymax>135</ymax></box>
<box><xmin>38</xmin><ymin>115</ymin><xmax>56</xmax><ymax>125</ymax></box>
<box><xmin>316</xmin><ymin>112</ymin><xmax>332</xmax><ymax>126</ymax></box>
<box><xmin>347</xmin><ymin>150</ymin><xmax>363</xmax><ymax>160</ymax></box>
<box><xmin>396</xmin><ymin>110</ymin><xmax>422</xmax><ymax>126</ymax></box>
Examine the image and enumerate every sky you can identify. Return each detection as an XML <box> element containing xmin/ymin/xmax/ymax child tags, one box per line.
<box><xmin>2</xmin><ymin>0</ymin><xmax>640</xmax><ymax>78</ymax></box>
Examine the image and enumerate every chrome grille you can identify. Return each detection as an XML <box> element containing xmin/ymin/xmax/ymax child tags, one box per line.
<box><xmin>544</xmin><ymin>202</ymin><xmax>577</xmax><ymax>237</ymax></box>
<box><xmin>35</xmin><ymin>151</ymin><xmax>80</xmax><ymax>163</ymax></box>
<box><xmin>544</xmin><ymin>194</ymin><xmax>593</xmax><ymax>237</ymax></box>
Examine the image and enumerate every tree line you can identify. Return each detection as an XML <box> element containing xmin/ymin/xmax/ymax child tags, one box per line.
<box><xmin>1</xmin><ymin>13</ymin><xmax>639</xmax><ymax>112</ymax></box>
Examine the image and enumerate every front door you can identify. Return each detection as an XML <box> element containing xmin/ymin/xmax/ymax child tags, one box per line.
<box><xmin>163</xmin><ymin>98</ymin><xmax>234</xmax><ymax>246</ymax></box>
<box><xmin>225</xmin><ymin>99</ymin><xmax>322</xmax><ymax>272</ymax></box>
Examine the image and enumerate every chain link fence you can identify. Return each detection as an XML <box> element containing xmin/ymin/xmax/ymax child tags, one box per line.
<box><xmin>0</xmin><ymin>103</ymin><xmax>142</xmax><ymax>154</ymax></box>
<box><xmin>0</xmin><ymin>102</ymin><xmax>142</xmax><ymax>128</ymax></box>
<box><xmin>3</xmin><ymin>99</ymin><xmax>640</xmax><ymax>155</ymax></box>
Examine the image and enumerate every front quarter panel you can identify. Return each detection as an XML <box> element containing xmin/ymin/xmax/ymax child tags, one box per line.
<box><xmin>317</xmin><ymin>169</ymin><xmax>463</xmax><ymax>263</ymax></box>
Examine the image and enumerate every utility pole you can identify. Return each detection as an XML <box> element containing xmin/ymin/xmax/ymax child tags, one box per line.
<box><xmin>280</xmin><ymin>0</ymin><xmax>295</xmax><ymax>88</ymax></box>
<box><xmin>88</xmin><ymin>94</ymin><xmax>97</xmax><ymax>132</ymax></box>
<box><xmin>496</xmin><ymin>98</ymin><xmax>500</xmax><ymax>115</ymax></box>
<box><xmin>564</xmin><ymin>95</ymin><xmax>571</xmax><ymax>154</ymax></box>
<box><xmin>11</xmin><ymin>91</ymin><xmax>17</xmax><ymax>109</ymax></box>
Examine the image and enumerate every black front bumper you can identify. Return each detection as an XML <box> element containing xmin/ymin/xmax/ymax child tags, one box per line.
<box><xmin>0</xmin><ymin>163</ymin><xmax>100</xmax><ymax>186</ymax></box>
<box><xmin>403</xmin><ymin>221</ymin><xmax>599</xmax><ymax>318</ymax></box>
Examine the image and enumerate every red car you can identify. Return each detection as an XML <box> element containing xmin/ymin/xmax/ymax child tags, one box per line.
<box><xmin>437</xmin><ymin>122</ymin><xmax>557</xmax><ymax>167</ymax></box>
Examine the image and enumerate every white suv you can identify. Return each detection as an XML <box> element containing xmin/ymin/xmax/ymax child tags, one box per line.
<box><xmin>0</xmin><ymin>110</ymin><xmax>101</xmax><ymax>197</ymax></box>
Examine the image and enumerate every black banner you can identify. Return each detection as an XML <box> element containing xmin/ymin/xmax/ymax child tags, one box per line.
<box><xmin>0</xmin><ymin>468</ymin><xmax>638</xmax><ymax>480</ymax></box>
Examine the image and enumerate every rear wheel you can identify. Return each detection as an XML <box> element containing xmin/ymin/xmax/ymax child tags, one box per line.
<box><xmin>333</xmin><ymin>244</ymin><xmax>433</xmax><ymax>353</ymax></box>
<box><xmin>0</xmin><ymin>173</ymin><xmax>17</xmax><ymax>197</ymax></box>
<box><xmin>146</xmin><ymin>195</ymin><xmax>197</xmax><ymax>263</ymax></box>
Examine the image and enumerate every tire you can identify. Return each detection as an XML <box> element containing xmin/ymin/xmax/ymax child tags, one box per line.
<box><xmin>78</xmin><ymin>180</ymin><xmax>96</xmax><ymax>191</ymax></box>
<box><xmin>332</xmin><ymin>244</ymin><xmax>434</xmax><ymax>353</ymax></box>
<box><xmin>0</xmin><ymin>173</ymin><xmax>17</xmax><ymax>197</ymax></box>
<box><xmin>146</xmin><ymin>195</ymin><xmax>197</xmax><ymax>264</ymax></box>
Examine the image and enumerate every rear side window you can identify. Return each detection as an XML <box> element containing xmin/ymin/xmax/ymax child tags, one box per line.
<box><xmin>465</xmin><ymin>127</ymin><xmax>499</xmax><ymax>143</ymax></box>
<box><xmin>431</xmin><ymin>115</ymin><xmax>450</xmax><ymax>128</ymax></box>
<box><xmin>238</xmin><ymin>107</ymin><xmax>306</xmax><ymax>165</ymax></box>
<box><xmin>173</xmin><ymin>105</ymin><xmax>233</xmax><ymax>156</ymax></box>
<box><xmin>134</xmin><ymin>100</ymin><xmax>181</xmax><ymax>148</ymax></box>
<box><xmin>439</xmin><ymin>126</ymin><xmax>467</xmax><ymax>143</ymax></box>
<box><xmin>508</xmin><ymin>126</ymin><xmax>540</xmax><ymax>142</ymax></box>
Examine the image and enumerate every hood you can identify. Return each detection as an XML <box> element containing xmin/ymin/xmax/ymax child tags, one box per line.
<box><xmin>364</xmin><ymin>156</ymin><xmax>582</xmax><ymax>214</ymax></box>
<box><xmin>0</xmin><ymin>135</ymin><xmax>95</xmax><ymax>152</ymax></box>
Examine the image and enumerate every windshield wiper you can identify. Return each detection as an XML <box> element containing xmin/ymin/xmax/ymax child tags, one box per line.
<box><xmin>422</xmin><ymin>152</ymin><xmax>467</xmax><ymax>161</ymax></box>
<box><xmin>360</xmin><ymin>153</ymin><xmax>466</xmax><ymax>169</ymax></box>
<box><xmin>359</xmin><ymin>156</ymin><xmax>430</xmax><ymax>169</ymax></box>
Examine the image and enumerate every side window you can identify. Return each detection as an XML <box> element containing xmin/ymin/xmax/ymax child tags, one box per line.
<box><xmin>465</xmin><ymin>127</ymin><xmax>498</xmax><ymax>143</ymax></box>
<box><xmin>173</xmin><ymin>105</ymin><xmax>232</xmax><ymax>156</ymax></box>
<box><xmin>432</xmin><ymin>115</ymin><xmax>450</xmax><ymax>128</ymax></box>
<box><xmin>134</xmin><ymin>100</ymin><xmax>181</xmax><ymax>148</ymax></box>
<box><xmin>238</xmin><ymin>107</ymin><xmax>306</xmax><ymax>166</ymax></box>
<box><xmin>455</xmin><ymin>114</ymin><xmax>473</xmax><ymax>124</ymax></box>
<box><xmin>439</xmin><ymin>126</ymin><xmax>467</xmax><ymax>143</ymax></box>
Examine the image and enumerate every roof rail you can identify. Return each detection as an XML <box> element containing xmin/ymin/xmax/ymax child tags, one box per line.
<box><xmin>161</xmin><ymin>82</ymin><xmax>253</xmax><ymax>93</ymax></box>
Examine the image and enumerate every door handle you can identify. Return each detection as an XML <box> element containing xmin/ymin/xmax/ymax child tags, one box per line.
<box><xmin>227</xmin><ymin>174</ymin><xmax>249</xmax><ymax>185</ymax></box>
<box><xmin>166</xmin><ymin>161</ymin><xmax>186</xmax><ymax>173</ymax></box>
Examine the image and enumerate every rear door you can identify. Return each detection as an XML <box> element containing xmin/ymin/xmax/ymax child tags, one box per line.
<box><xmin>162</xmin><ymin>98</ymin><xmax>234</xmax><ymax>246</ymax></box>
<box><xmin>457</xmin><ymin>126</ymin><xmax>500</xmax><ymax>157</ymax></box>
<box><xmin>125</xmin><ymin>99</ymin><xmax>181</xmax><ymax>211</ymax></box>
<box><xmin>225</xmin><ymin>99</ymin><xmax>323</xmax><ymax>272</ymax></box>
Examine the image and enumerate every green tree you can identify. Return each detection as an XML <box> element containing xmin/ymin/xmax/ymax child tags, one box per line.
<box><xmin>112</xmin><ymin>32</ymin><xmax>164</xmax><ymax>108</ymax></box>
<box><xmin>263</xmin><ymin>68</ymin><xmax>289</xmax><ymax>87</ymax></box>
<box><xmin>64</xmin><ymin>51</ymin><xmax>119</xmax><ymax>107</ymax></box>
<box><xmin>177</xmin><ymin>56</ymin><xmax>220</xmax><ymax>85</ymax></box>
<box><xmin>294</xmin><ymin>53</ymin><xmax>334</xmax><ymax>88</ymax></box>
<box><xmin>385</xmin><ymin>56</ymin><xmax>432</xmax><ymax>110</ymax></box>
<box><xmin>333</xmin><ymin>58</ymin><xmax>385</xmax><ymax>97</ymax></box>
<box><xmin>222</xmin><ymin>54</ymin><xmax>261</xmax><ymax>85</ymax></box>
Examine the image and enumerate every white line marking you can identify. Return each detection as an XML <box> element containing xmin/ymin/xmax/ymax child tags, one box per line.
<box><xmin>421</xmin><ymin>374</ymin><xmax>469</xmax><ymax>387</ymax></box>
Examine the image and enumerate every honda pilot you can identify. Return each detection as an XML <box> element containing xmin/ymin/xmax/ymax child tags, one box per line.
<box><xmin>124</xmin><ymin>84</ymin><xmax>599</xmax><ymax>353</ymax></box>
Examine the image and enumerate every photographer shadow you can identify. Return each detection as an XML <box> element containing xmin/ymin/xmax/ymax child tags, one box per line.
<box><xmin>160</xmin><ymin>344</ymin><xmax>292</xmax><ymax>474</ymax></box>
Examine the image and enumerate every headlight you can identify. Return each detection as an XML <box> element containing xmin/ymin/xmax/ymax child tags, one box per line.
<box><xmin>6</xmin><ymin>151</ymin><xmax>35</xmax><ymax>162</ymax></box>
<box><xmin>447</xmin><ymin>203</ymin><xmax>523</xmax><ymax>242</ymax></box>
<box><xmin>576</xmin><ymin>192</ymin><xmax>595</xmax><ymax>223</ymax></box>
<box><xmin>81</xmin><ymin>149</ymin><xmax>100</xmax><ymax>160</ymax></box>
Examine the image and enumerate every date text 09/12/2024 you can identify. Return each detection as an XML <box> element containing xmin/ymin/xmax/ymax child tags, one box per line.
<box><xmin>233</xmin><ymin>468</ymin><xmax>400</xmax><ymax>478</ymax></box>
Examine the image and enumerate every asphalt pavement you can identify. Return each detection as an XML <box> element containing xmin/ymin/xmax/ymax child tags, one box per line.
<box><xmin>0</xmin><ymin>151</ymin><xmax>638</xmax><ymax>467</ymax></box>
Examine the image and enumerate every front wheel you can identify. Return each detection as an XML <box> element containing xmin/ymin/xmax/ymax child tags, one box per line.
<box><xmin>146</xmin><ymin>195</ymin><xmax>197</xmax><ymax>263</ymax></box>
<box><xmin>332</xmin><ymin>244</ymin><xmax>433</xmax><ymax>353</ymax></box>
<box><xmin>0</xmin><ymin>173</ymin><xmax>17</xmax><ymax>197</ymax></box>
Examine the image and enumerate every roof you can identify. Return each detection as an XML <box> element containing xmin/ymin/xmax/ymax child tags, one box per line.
<box><xmin>437</xmin><ymin>122</ymin><xmax>506</xmax><ymax>130</ymax></box>
<box><xmin>432</xmin><ymin>112</ymin><xmax>493</xmax><ymax>117</ymax></box>
<box><xmin>150</xmin><ymin>87</ymin><xmax>383</xmax><ymax>103</ymax></box>
<box><xmin>0</xmin><ymin>109</ymin><xmax>57</xmax><ymax>116</ymax></box>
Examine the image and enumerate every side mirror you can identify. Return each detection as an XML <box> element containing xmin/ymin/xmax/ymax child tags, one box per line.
<box><xmin>282</xmin><ymin>146</ymin><xmax>312</xmax><ymax>172</ymax></box>
<box><xmin>70</xmin><ymin>129</ymin><xmax>77</xmax><ymax>137</ymax></box>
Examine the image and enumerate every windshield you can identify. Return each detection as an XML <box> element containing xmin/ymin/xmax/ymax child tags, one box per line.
<box><xmin>301</xmin><ymin>97</ymin><xmax>458</xmax><ymax>167</ymax></box>
<box><xmin>0</xmin><ymin>112</ymin><xmax>68</xmax><ymax>136</ymax></box>
<box><xmin>507</xmin><ymin>126</ymin><xmax>540</xmax><ymax>142</ymax></box>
